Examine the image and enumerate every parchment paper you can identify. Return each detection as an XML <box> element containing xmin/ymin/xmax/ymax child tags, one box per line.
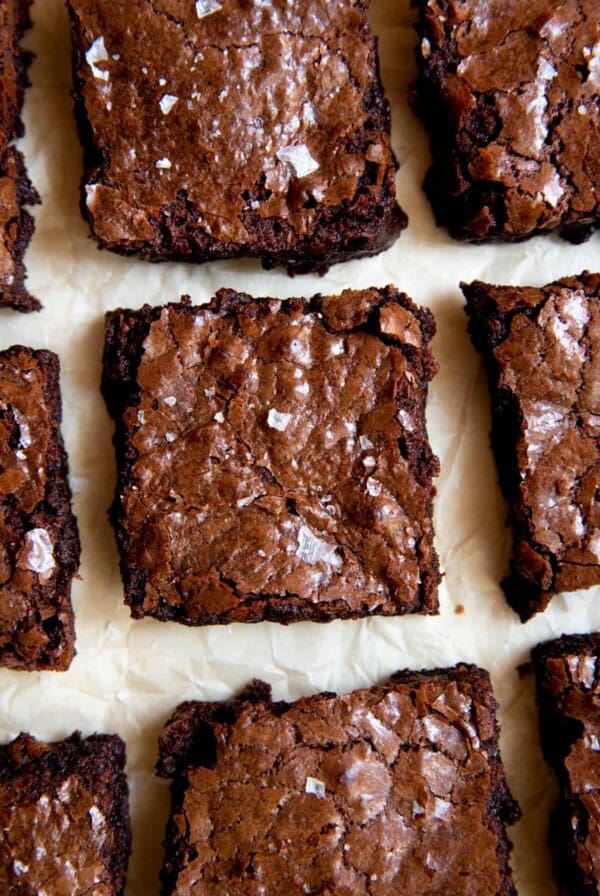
<box><xmin>1</xmin><ymin>1</ymin><xmax>600</xmax><ymax>892</ymax></box>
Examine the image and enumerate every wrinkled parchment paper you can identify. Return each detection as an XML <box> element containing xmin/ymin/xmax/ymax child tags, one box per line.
<box><xmin>1</xmin><ymin>1</ymin><xmax>600</xmax><ymax>892</ymax></box>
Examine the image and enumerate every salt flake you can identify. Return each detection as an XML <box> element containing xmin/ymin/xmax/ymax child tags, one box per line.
<box><xmin>267</xmin><ymin>408</ymin><xmax>292</xmax><ymax>431</ymax></box>
<box><xmin>196</xmin><ymin>0</ymin><xmax>222</xmax><ymax>17</ymax></box>
<box><xmin>305</xmin><ymin>777</ymin><xmax>326</xmax><ymax>798</ymax></box>
<box><xmin>22</xmin><ymin>529</ymin><xmax>55</xmax><ymax>579</ymax></box>
<box><xmin>276</xmin><ymin>144</ymin><xmax>319</xmax><ymax>178</ymax></box>
<box><xmin>156</xmin><ymin>157</ymin><xmax>172</xmax><ymax>169</ymax></box>
<box><xmin>159</xmin><ymin>94</ymin><xmax>178</xmax><ymax>115</ymax></box>
<box><xmin>86</xmin><ymin>36</ymin><xmax>110</xmax><ymax>81</ymax></box>
<box><xmin>296</xmin><ymin>525</ymin><xmax>342</xmax><ymax>569</ymax></box>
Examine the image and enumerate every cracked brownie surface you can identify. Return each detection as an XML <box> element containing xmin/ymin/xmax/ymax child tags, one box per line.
<box><xmin>101</xmin><ymin>287</ymin><xmax>440</xmax><ymax>625</ymax></box>
<box><xmin>66</xmin><ymin>0</ymin><xmax>406</xmax><ymax>274</ymax></box>
<box><xmin>411</xmin><ymin>0</ymin><xmax>599</xmax><ymax>243</ymax></box>
<box><xmin>0</xmin><ymin>0</ymin><xmax>40</xmax><ymax>312</ymax></box>
<box><xmin>0</xmin><ymin>347</ymin><xmax>80</xmax><ymax>669</ymax></box>
<box><xmin>533</xmin><ymin>633</ymin><xmax>600</xmax><ymax>896</ymax></box>
<box><xmin>0</xmin><ymin>731</ymin><xmax>131</xmax><ymax>895</ymax></box>
<box><xmin>463</xmin><ymin>273</ymin><xmax>600</xmax><ymax>620</ymax></box>
<box><xmin>157</xmin><ymin>669</ymin><xmax>520</xmax><ymax>896</ymax></box>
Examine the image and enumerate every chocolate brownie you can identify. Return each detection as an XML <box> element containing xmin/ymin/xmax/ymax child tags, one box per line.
<box><xmin>157</xmin><ymin>667</ymin><xmax>520</xmax><ymax>896</ymax></box>
<box><xmin>67</xmin><ymin>0</ymin><xmax>406</xmax><ymax>274</ymax></box>
<box><xmin>0</xmin><ymin>731</ymin><xmax>131</xmax><ymax>895</ymax></box>
<box><xmin>532</xmin><ymin>633</ymin><xmax>600</xmax><ymax>896</ymax></box>
<box><xmin>101</xmin><ymin>287</ymin><xmax>440</xmax><ymax>625</ymax></box>
<box><xmin>463</xmin><ymin>273</ymin><xmax>600</xmax><ymax>620</ymax></box>
<box><xmin>411</xmin><ymin>0</ymin><xmax>599</xmax><ymax>243</ymax></box>
<box><xmin>0</xmin><ymin>0</ymin><xmax>40</xmax><ymax>312</ymax></box>
<box><xmin>0</xmin><ymin>346</ymin><xmax>80</xmax><ymax>669</ymax></box>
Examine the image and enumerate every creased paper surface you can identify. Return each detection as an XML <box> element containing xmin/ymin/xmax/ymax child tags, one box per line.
<box><xmin>1</xmin><ymin>1</ymin><xmax>599</xmax><ymax>893</ymax></box>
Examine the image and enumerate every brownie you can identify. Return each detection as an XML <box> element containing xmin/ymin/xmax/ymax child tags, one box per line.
<box><xmin>157</xmin><ymin>667</ymin><xmax>520</xmax><ymax>896</ymax></box>
<box><xmin>67</xmin><ymin>0</ymin><xmax>406</xmax><ymax>274</ymax></box>
<box><xmin>0</xmin><ymin>346</ymin><xmax>80</xmax><ymax>669</ymax></box>
<box><xmin>463</xmin><ymin>273</ymin><xmax>600</xmax><ymax>621</ymax></box>
<box><xmin>0</xmin><ymin>731</ymin><xmax>131</xmax><ymax>894</ymax></box>
<box><xmin>532</xmin><ymin>633</ymin><xmax>600</xmax><ymax>896</ymax></box>
<box><xmin>410</xmin><ymin>0</ymin><xmax>599</xmax><ymax>244</ymax></box>
<box><xmin>0</xmin><ymin>0</ymin><xmax>40</xmax><ymax>312</ymax></box>
<box><xmin>101</xmin><ymin>286</ymin><xmax>440</xmax><ymax>625</ymax></box>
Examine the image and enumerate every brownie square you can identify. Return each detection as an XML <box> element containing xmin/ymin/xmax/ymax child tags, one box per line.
<box><xmin>0</xmin><ymin>731</ymin><xmax>131</xmax><ymax>895</ymax></box>
<box><xmin>157</xmin><ymin>667</ymin><xmax>520</xmax><ymax>895</ymax></box>
<box><xmin>411</xmin><ymin>0</ymin><xmax>599</xmax><ymax>243</ymax></box>
<box><xmin>101</xmin><ymin>286</ymin><xmax>440</xmax><ymax>625</ymax></box>
<box><xmin>67</xmin><ymin>0</ymin><xmax>406</xmax><ymax>274</ymax></box>
<box><xmin>0</xmin><ymin>346</ymin><xmax>80</xmax><ymax>669</ymax></box>
<box><xmin>463</xmin><ymin>272</ymin><xmax>600</xmax><ymax>620</ymax></box>
<box><xmin>532</xmin><ymin>633</ymin><xmax>600</xmax><ymax>896</ymax></box>
<box><xmin>0</xmin><ymin>0</ymin><xmax>40</xmax><ymax>312</ymax></box>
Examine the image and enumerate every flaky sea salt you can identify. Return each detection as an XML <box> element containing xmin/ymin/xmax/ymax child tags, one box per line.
<box><xmin>159</xmin><ymin>94</ymin><xmax>178</xmax><ymax>115</ymax></box>
<box><xmin>305</xmin><ymin>777</ymin><xmax>326</xmax><ymax>798</ymax></box>
<box><xmin>267</xmin><ymin>408</ymin><xmax>292</xmax><ymax>431</ymax></box>
<box><xmin>85</xmin><ymin>36</ymin><xmax>109</xmax><ymax>81</ymax></box>
<box><xmin>296</xmin><ymin>526</ymin><xmax>342</xmax><ymax>569</ymax></box>
<box><xmin>276</xmin><ymin>144</ymin><xmax>319</xmax><ymax>178</ymax></box>
<box><xmin>196</xmin><ymin>0</ymin><xmax>222</xmax><ymax>17</ymax></box>
<box><xmin>22</xmin><ymin>528</ymin><xmax>55</xmax><ymax>578</ymax></box>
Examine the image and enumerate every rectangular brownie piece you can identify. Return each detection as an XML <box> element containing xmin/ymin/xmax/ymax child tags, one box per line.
<box><xmin>0</xmin><ymin>731</ymin><xmax>131</xmax><ymax>894</ymax></box>
<box><xmin>157</xmin><ymin>667</ymin><xmax>520</xmax><ymax>895</ymax></box>
<box><xmin>0</xmin><ymin>346</ymin><xmax>80</xmax><ymax>669</ymax></box>
<box><xmin>463</xmin><ymin>272</ymin><xmax>600</xmax><ymax>620</ymax></box>
<box><xmin>411</xmin><ymin>0</ymin><xmax>599</xmax><ymax>243</ymax></box>
<box><xmin>532</xmin><ymin>633</ymin><xmax>600</xmax><ymax>896</ymax></box>
<box><xmin>0</xmin><ymin>0</ymin><xmax>40</xmax><ymax>312</ymax></box>
<box><xmin>67</xmin><ymin>0</ymin><xmax>405</xmax><ymax>274</ymax></box>
<box><xmin>101</xmin><ymin>286</ymin><xmax>440</xmax><ymax>625</ymax></box>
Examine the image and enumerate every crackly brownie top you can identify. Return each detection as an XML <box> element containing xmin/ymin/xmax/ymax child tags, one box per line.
<box><xmin>464</xmin><ymin>273</ymin><xmax>600</xmax><ymax>590</ymax></box>
<box><xmin>70</xmin><ymin>0</ymin><xmax>397</xmax><ymax>247</ymax></box>
<box><xmin>158</xmin><ymin>668</ymin><xmax>518</xmax><ymax>895</ymax></box>
<box><xmin>0</xmin><ymin>732</ymin><xmax>129</xmax><ymax>895</ymax></box>
<box><xmin>103</xmin><ymin>287</ymin><xmax>439</xmax><ymax>621</ymax></box>
<box><xmin>415</xmin><ymin>0</ymin><xmax>599</xmax><ymax>238</ymax></box>
<box><xmin>533</xmin><ymin>634</ymin><xmax>600</xmax><ymax>891</ymax></box>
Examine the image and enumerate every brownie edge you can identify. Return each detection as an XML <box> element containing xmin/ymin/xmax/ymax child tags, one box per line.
<box><xmin>532</xmin><ymin>634</ymin><xmax>600</xmax><ymax>896</ymax></box>
<box><xmin>157</xmin><ymin>667</ymin><xmax>520</xmax><ymax>896</ymax></box>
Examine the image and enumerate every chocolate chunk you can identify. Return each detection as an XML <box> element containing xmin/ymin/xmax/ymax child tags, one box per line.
<box><xmin>463</xmin><ymin>272</ymin><xmax>600</xmax><ymax>620</ymax></box>
<box><xmin>101</xmin><ymin>286</ymin><xmax>440</xmax><ymax>625</ymax></box>
<box><xmin>0</xmin><ymin>732</ymin><xmax>131</xmax><ymax>895</ymax></box>
<box><xmin>0</xmin><ymin>347</ymin><xmax>80</xmax><ymax>669</ymax></box>
<box><xmin>67</xmin><ymin>0</ymin><xmax>406</xmax><ymax>273</ymax></box>
<box><xmin>411</xmin><ymin>0</ymin><xmax>599</xmax><ymax>243</ymax></box>
<box><xmin>157</xmin><ymin>666</ymin><xmax>520</xmax><ymax>895</ymax></box>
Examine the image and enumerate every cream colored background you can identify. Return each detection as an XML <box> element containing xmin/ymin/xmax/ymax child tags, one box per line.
<box><xmin>1</xmin><ymin>0</ymin><xmax>600</xmax><ymax>892</ymax></box>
